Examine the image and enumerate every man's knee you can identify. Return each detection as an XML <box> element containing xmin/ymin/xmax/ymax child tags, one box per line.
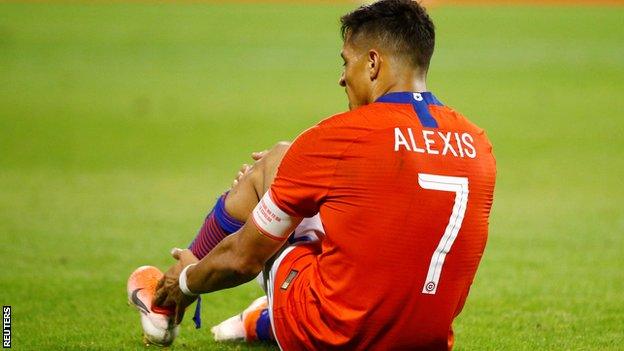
<box><xmin>251</xmin><ymin>141</ymin><xmax>290</xmax><ymax>193</ymax></box>
<box><xmin>222</xmin><ymin>141</ymin><xmax>291</xmax><ymax>222</ymax></box>
<box><xmin>267</xmin><ymin>141</ymin><xmax>290</xmax><ymax>162</ymax></box>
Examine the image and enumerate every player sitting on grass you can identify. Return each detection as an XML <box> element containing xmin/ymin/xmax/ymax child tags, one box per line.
<box><xmin>128</xmin><ymin>0</ymin><xmax>496</xmax><ymax>349</ymax></box>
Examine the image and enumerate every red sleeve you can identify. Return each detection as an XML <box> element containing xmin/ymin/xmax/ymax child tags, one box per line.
<box><xmin>270</xmin><ymin>124</ymin><xmax>342</xmax><ymax>218</ymax></box>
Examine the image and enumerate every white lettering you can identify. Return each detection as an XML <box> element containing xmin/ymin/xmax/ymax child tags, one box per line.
<box><xmin>407</xmin><ymin>128</ymin><xmax>425</xmax><ymax>153</ymax></box>
<box><xmin>394</xmin><ymin>127</ymin><xmax>411</xmax><ymax>152</ymax></box>
<box><xmin>438</xmin><ymin>131</ymin><xmax>458</xmax><ymax>157</ymax></box>
<box><xmin>2</xmin><ymin>306</ymin><xmax>9</xmax><ymax>348</ymax></box>
<box><xmin>422</xmin><ymin>130</ymin><xmax>439</xmax><ymax>155</ymax></box>
<box><xmin>462</xmin><ymin>133</ymin><xmax>477</xmax><ymax>158</ymax></box>
<box><xmin>454</xmin><ymin>132</ymin><xmax>465</xmax><ymax>157</ymax></box>
<box><xmin>392</xmin><ymin>128</ymin><xmax>477</xmax><ymax>159</ymax></box>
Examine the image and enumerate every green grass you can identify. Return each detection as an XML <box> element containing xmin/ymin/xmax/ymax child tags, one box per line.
<box><xmin>1</xmin><ymin>3</ymin><xmax>623</xmax><ymax>350</ymax></box>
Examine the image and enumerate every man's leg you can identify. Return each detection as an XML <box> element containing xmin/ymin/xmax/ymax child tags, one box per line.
<box><xmin>182</xmin><ymin>142</ymin><xmax>291</xmax><ymax>342</ymax></box>
<box><xmin>127</xmin><ymin>142</ymin><xmax>291</xmax><ymax>346</ymax></box>
<box><xmin>205</xmin><ymin>142</ymin><xmax>329</xmax><ymax>344</ymax></box>
<box><xmin>223</xmin><ymin>141</ymin><xmax>290</xmax><ymax>224</ymax></box>
<box><xmin>188</xmin><ymin>142</ymin><xmax>290</xmax><ymax>260</ymax></box>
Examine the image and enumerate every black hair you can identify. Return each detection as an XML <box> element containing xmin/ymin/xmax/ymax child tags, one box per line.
<box><xmin>340</xmin><ymin>0</ymin><xmax>435</xmax><ymax>70</ymax></box>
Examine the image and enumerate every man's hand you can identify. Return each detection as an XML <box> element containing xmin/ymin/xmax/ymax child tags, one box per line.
<box><xmin>154</xmin><ymin>248</ymin><xmax>200</xmax><ymax>325</ymax></box>
<box><xmin>231</xmin><ymin>163</ymin><xmax>251</xmax><ymax>188</ymax></box>
<box><xmin>251</xmin><ymin>150</ymin><xmax>268</xmax><ymax>161</ymax></box>
<box><xmin>230</xmin><ymin>149</ymin><xmax>266</xmax><ymax>188</ymax></box>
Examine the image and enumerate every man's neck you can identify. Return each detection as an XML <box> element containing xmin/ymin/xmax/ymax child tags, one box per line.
<box><xmin>370</xmin><ymin>76</ymin><xmax>428</xmax><ymax>103</ymax></box>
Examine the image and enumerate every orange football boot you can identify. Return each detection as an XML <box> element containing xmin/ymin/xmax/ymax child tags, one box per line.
<box><xmin>127</xmin><ymin>266</ymin><xmax>179</xmax><ymax>346</ymax></box>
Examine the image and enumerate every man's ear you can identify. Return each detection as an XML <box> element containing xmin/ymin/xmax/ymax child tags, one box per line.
<box><xmin>368</xmin><ymin>50</ymin><xmax>381</xmax><ymax>81</ymax></box>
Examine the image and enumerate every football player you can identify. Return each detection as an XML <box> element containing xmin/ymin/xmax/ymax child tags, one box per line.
<box><xmin>131</xmin><ymin>1</ymin><xmax>496</xmax><ymax>349</ymax></box>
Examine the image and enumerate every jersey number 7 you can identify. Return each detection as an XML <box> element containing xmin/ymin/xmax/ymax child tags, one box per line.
<box><xmin>418</xmin><ymin>173</ymin><xmax>469</xmax><ymax>295</ymax></box>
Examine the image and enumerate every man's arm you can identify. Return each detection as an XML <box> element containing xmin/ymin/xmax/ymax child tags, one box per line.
<box><xmin>153</xmin><ymin>216</ymin><xmax>297</xmax><ymax>324</ymax></box>
<box><xmin>152</xmin><ymin>143</ymin><xmax>295</xmax><ymax>324</ymax></box>
<box><xmin>186</xmin><ymin>220</ymin><xmax>288</xmax><ymax>294</ymax></box>
<box><xmin>153</xmin><ymin>127</ymin><xmax>330</xmax><ymax>323</ymax></box>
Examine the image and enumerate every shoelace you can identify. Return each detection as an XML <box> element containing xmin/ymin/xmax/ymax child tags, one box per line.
<box><xmin>192</xmin><ymin>296</ymin><xmax>202</xmax><ymax>329</ymax></box>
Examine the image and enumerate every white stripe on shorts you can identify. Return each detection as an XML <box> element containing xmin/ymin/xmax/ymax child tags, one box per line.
<box><xmin>266</xmin><ymin>245</ymin><xmax>296</xmax><ymax>351</ymax></box>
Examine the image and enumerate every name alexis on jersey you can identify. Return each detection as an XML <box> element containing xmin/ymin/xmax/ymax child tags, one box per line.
<box><xmin>394</xmin><ymin>127</ymin><xmax>476</xmax><ymax>158</ymax></box>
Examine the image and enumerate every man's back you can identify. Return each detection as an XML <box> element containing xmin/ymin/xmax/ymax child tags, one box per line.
<box><xmin>270</xmin><ymin>92</ymin><xmax>496</xmax><ymax>350</ymax></box>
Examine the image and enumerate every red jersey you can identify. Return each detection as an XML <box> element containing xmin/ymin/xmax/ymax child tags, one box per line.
<box><xmin>261</xmin><ymin>92</ymin><xmax>496</xmax><ymax>350</ymax></box>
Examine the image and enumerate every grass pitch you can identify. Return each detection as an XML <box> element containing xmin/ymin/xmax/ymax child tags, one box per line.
<box><xmin>0</xmin><ymin>3</ymin><xmax>623</xmax><ymax>350</ymax></box>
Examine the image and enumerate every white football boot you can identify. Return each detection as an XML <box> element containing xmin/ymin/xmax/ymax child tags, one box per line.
<box><xmin>211</xmin><ymin>295</ymin><xmax>268</xmax><ymax>342</ymax></box>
